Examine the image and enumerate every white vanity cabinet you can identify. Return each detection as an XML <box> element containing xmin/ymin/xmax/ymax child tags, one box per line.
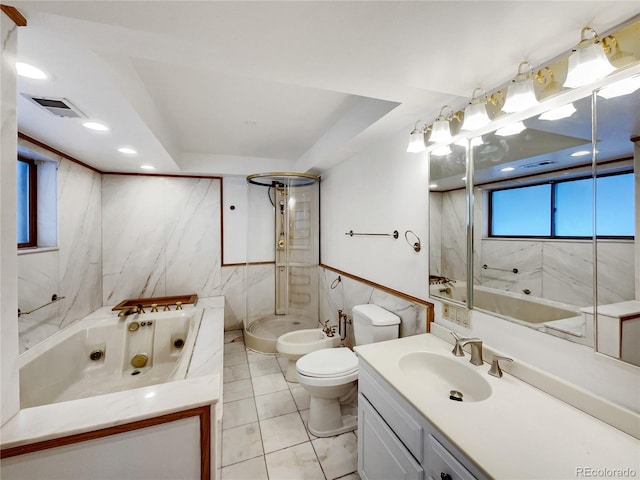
<box><xmin>358</xmin><ymin>360</ymin><xmax>486</xmax><ymax>480</ymax></box>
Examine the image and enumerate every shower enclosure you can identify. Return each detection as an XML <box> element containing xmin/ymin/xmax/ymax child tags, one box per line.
<box><xmin>244</xmin><ymin>173</ymin><xmax>320</xmax><ymax>353</ymax></box>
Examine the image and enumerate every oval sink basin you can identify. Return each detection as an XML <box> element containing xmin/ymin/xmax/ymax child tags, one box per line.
<box><xmin>398</xmin><ymin>351</ymin><xmax>492</xmax><ymax>402</ymax></box>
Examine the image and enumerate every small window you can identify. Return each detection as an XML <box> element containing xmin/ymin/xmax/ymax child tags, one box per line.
<box><xmin>17</xmin><ymin>157</ymin><xmax>37</xmax><ymax>248</ymax></box>
<box><xmin>489</xmin><ymin>171</ymin><xmax>634</xmax><ymax>239</ymax></box>
<box><xmin>595</xmin><ymin>173</ymin><xmax>634</xmax><ymax>236</ymax></box>
<box><xmin>490</xmin><ymin>184</ymin><xmax>551</xmax><ymax>236</ymax></box>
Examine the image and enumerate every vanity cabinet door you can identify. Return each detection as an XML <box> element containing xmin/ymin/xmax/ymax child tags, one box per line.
<box><xmin>426</xmin><ymin>435</ymin><xmax>476</xmax><ymax>480</ymax></box>
<box><xmin>358</xmin><ymin>393</ymin><xmax>424</xmax><ymax>480</ymax></box>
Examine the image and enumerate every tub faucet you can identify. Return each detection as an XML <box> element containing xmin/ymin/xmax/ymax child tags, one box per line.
<box><xmin>450</xmin><ymin>332</ymin><xmax>484</xmax><ymax>366</ymax></box>
<box><xmin>117</xmin><ymin>304</ymin><xmax>144</xmax><ymax>319</ymax></box>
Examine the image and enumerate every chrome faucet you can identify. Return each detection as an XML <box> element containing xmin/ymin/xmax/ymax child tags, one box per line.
<box><xmin>450</xmin><ymin>332</ymin><xmax>484</xmax><ymax>366</ymax></box>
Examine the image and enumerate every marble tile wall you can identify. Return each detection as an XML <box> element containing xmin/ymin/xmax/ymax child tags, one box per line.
<box><xmin>219</xmin><ymin>264</ymin><xmax>276</xmax><ymax>332</ymax></box>
<box><xmin>102</xmin><ymin>175</ymin><xmax>221</xmax><ymax>304</ymax></box>
<box><xmin>17</xmin><ymin>148</ymin><xmax>102</xmax><ymax>353</ymax></box>
<box><xmin>437</xmin><ymin>188</ymin><xmax>634</xmax><ymax>308</ymax></box>
<box><xmin>440</xmin><ymin>190</ymin><xmax>467</xmax><ymax>282</ymax></box>
<box><xmin>319</xmin><ymin>267</ymin><xmax>427</xmax><ymax>341</ymax></box>
<box><xmin>220</xmin><ymin>263</ymin><xmax>429</xmax><ymax>339</ymax></box>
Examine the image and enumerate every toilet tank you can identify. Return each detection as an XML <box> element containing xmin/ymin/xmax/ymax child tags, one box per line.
<box><xmin>352</xmin><ymin>304</ymin><xmax>400</xmax><ymax>345</ymax></box>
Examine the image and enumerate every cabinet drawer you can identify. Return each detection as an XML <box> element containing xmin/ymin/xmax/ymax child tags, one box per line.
<box><xmin>359</xmin><ymin>394</ymin><xmax>424</xmax><ymax>480</ymax></box>
<box><xmin>360</xmin><ymin>364</ymin><xmax>424</xmax><ymax>461</ymax></box>
<box><xmin>427</xmin><ymin>435</ymin><xmax>476</xmax><ymax>480</ymax></box>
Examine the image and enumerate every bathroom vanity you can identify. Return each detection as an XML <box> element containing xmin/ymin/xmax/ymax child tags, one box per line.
<box><xmin>358</xmin><ymin>360</ymin><xmax>482</xmax><ymax>479</ymax></box>
<box><xmin>355</xmin><ymin>333</ymin><xmax>640</xmax><ymax>479</ymax></box>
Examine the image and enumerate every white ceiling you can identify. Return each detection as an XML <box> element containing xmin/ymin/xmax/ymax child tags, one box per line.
<box><xmin>11</xmin><ymin>1</ymin><xmax>640</xmax><ymax>176</ymax></box>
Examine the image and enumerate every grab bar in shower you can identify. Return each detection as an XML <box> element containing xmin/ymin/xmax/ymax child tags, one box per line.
<box><xmin>482</xmin><ymin>264</ymin><xmax>519</xmax><ymax>274</ymax></box>
<box><xmin>18</xmin><ymin>293</ymin><xmax>65</xmax><ymax>317</ymax></box>
<box><xmin>345</xmin><ymin>230</ymin><xmax>399</xmax><ymax>239</ymax></box>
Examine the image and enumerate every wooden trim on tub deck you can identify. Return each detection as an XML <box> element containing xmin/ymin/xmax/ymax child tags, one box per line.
<box><xmin>319</xmin><ymin>264</ymin><xmax>434</xmax><ymax>332</ymax></box>
<box><xmin>1</xmin><ymin>5</ymin><xmax>27</xmax><ymax>26</ymax></box>
<box><xmin>1</xmin><ymin>405</ymin><xmax>212</xmax><ymax>480</ymax></box>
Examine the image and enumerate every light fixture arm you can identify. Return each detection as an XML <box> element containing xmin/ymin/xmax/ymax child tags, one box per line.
<box><xmin>437</xmin><ymin>105</ymin><xmax>455</xmax><ymax>121</ymax></box>
<box><xmin>514</xmin><ymin>61</ymin><xmax>535</xmax><ymax>81</ymax></box>
<box><xmin>410</xmin><ymin>120</ymin><xmax>428</xmax><ymax>134</ymax></box>
<box><xmin>470</xmin><ymin>88</ymin><xmax>488</xmax><ymax>104</ymax></box>
<box><xmin>577</xmin><ymin>26</ymin><xmax>602</xmax><ymax>47</ymax></box>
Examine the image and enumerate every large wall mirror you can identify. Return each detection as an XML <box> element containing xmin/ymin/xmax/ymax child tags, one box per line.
<box><xmin>429</xmin><ymin>67</ymin><xmax>640</xmax><ymax>359</ymax></box>
<box><xmin>594</xmin><ymin>74</ymin><xmax>639</xmax><ymax>366</ymax></box>
<box><xmin>470</xmin><ymin>95</ymin><xmax>595</xmax><ymax>346</ymax></box>
<box><xmin>429</xmin><ymin>143</ymin><xmax>468</xmax><ymax>306</ymax></box>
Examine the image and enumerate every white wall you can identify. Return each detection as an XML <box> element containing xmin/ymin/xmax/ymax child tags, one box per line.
<box><xmin>320</xmin><ymin>130</ymin><xmax>429</xmax><ymax>300</ymax></box>
<box><xmin>222</xmin><ymin>177</ymin><xmax>248</xmax><ymax>264</ymax></box>
<box><xmin>1</xmin><ymin>11</ymin><xmax>20</xmax><ymax>426</ymax></box>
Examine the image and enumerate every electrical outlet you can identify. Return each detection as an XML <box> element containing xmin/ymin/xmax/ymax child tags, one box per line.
<box><xmin>442</xmin><ymin>303</ymin><xmax>471</xmax><ymax>329</ymax></box>
<box><xmin>456</xmin><ymin>306</ymin><xmax>471</xmax><ymax>328</ymax></box>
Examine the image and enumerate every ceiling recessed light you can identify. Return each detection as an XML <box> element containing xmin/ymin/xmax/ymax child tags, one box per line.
<box><xmin>597</xmin><ymin>75</ymin><xmax>640</xmax><ymax>99</ymax></box>
<box><xmin>570</xmin><ymin>150</ymin><xmax>591</xmax><ymax>157</ymax></box>
<box><xmin>500</xmin><ymin>166</ymin><xmax>516</xmax><ymax>172</ymax></box>
<box><xmin>431</xmin><ymin>145</ymin><xmax>452</xmax><ymax>156</ymax></box>
<box><xmin>118</xmin><ymin>147</ymin><xmax>137</xmax><ymax>155</ymax></box>
<box><xmin>16</xmin><ymin>62</ymin><xmax>47</xmax><ymax>80</ymax></box>
<box><xmin>140</xmin><ymin>165</ymin><xmax>156</xmax><ymax>170</ymax></box>
<box><xmin>495</xmin><ymin>121</ymin><xmax>526</xmax><ymax>137</ymax></box>
<box><xmin>538</xmin><ymin>103</ymin><xmax>576</xmax><ymax>121</ymax></box>
<box><xmin>82</xmin><ymin>121</ymin><xmax>109</xmax><ymax>131</ymax></box>
<box><xmin>429</xmin><ymin>183</ymin><xmax>438</xmax><ymax>189</ymax></box>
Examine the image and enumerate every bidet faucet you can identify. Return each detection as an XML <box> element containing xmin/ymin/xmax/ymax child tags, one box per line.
<box><xmin>450</xmin><ymin>332</ymin><xmax>484</xmax><ymax>366</ymax></box>
<box><xmin>321</xmin><ymin>320</ymin><xmax>336</xmax><ymax>337</ymax></box>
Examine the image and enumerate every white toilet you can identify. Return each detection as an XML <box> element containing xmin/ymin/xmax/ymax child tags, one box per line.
<box><xmin>276</xmin><ymin>328</ymin><xmax>340</xmax><ymax>382</ymax></box>
<box><xmin>296</xmin><ymin>304</ymin><xmax>400</xmax><ymax>437</ymax></box>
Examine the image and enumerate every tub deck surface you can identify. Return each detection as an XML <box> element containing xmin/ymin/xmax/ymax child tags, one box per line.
<box><xmin>1</xmin><ymin>297</ymin><xmax>224</xmax><ymax>450</ymax></box>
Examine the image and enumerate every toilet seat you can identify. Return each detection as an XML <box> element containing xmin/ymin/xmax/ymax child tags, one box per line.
<box><xmin>296</xmin><ymin>347</ymin><xmax>358</xmax><ymax>378</ymax></box>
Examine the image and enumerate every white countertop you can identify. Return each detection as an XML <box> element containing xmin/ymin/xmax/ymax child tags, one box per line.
<box><xmin>1</xmin><ymin>298</ymin><xmax>224</xmax><ymax>450</ymax></box>
<box><xmin>355</xmin><ymin>333</ymin><xmax>640</xmax><ymax>479</ymax></box>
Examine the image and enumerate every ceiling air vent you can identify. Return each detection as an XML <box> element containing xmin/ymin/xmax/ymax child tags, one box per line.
<box><xmin>21</xmin><ymin>94</ymin><xmax>86</xmax><ymax>119</ymax></box>
<box><xmin>521</xmin><ymin>160</ymin><xmax>556</xmax><ymax>169</ymax></box>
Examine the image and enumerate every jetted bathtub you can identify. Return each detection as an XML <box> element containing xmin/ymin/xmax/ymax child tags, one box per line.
<box><xmin>430</xmin><ymin>282</ymin><xmax>585</xmax><ymax>337</ymax></box>
<box><xmin>20</xmin><ymin>308</ymin><xmax>203</xmax><ymax>408</ymax></box>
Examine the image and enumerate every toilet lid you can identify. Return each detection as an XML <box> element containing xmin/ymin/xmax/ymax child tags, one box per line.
<box><xmin>297</xmin><ymin>348</ymin><xmax>358</xmax><ymax>377</ymax></box>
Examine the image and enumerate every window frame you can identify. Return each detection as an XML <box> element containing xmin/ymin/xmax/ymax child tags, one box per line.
<box><xmin>17</xmin><ymin>156</ymin><xmax>38</xmax><ymax>249</ymax></box>
<box><xmin>487</xmin><ymin>169</ymin><xmax>634</xmax><ymax>240</ymax></box>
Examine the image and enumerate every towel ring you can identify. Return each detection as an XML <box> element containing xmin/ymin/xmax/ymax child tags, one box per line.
<box><xmin>404</xmin><ymin>230</ymin><xmax>421</xmax><ymax>252</ymax></box>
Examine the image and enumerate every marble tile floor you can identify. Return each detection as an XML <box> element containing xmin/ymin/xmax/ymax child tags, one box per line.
<box><xmin>222</xmin><ymin>330</ymin><xmax>361</xmax><ymax>480</ymax></box>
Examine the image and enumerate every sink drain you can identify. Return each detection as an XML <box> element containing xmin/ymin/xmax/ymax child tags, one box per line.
<box><xmin>449</xmin><ymin>390</ymin><xmax>463</xmax><ymax>402</ymax></box>
<box><xmin>131</xmin><ymin>370</ymin><xmax>141</xmax><ymax>376</ymax></box>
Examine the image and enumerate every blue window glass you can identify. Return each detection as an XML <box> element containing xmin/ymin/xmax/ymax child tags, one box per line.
<box><xmin>490</xmin><ymin>171</ymin><xmax>633</xmax><ymax>238</ymax></box>
<box><xmin>555</xmin><ymin>178</ymin><xmax>593</xmax><ymax>236</ymax></box>
<box><xmin>17</xmin><ymin>160</ymin><xmax>30</xmax><ymax>245</ymax></box>
<box><xmin>596</xmin><ymin>173</ymin><xmax>634</xmax><ymax>236</ymax></box>
<box><xmin>491</xmin><ymin>184</ymin><xmax>551</xmax><ymax>236</ymax></box>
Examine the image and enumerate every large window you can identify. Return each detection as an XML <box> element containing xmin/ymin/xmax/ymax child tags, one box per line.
<box><xmin>489</xmin><ymin>171</ymin><xmax>634</xmax><ymax>238</ymax></box>
<box><xmin>17</xmin><ymin>157</ymin><xmax>37</xmax><ymax>248</ymax></box>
